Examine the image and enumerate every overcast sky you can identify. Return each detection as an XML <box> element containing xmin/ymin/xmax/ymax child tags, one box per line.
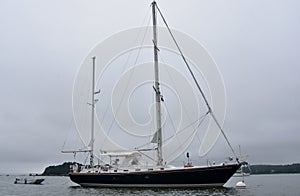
<box><xmin>0</xmin><ymin>0</ymin><xmax>299</xmax><ymax>174</ymax></box>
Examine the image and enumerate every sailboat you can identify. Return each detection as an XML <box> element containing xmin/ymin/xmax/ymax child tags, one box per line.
<box><xmin>63</xmin><ymin>1</ymin><xmax>242</xmax><ymax>188</ymax></box>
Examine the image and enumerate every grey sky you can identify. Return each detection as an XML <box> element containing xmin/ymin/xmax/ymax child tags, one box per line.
<box><xmin>0</xmin><ymin>0</ymin><xmax>299</xmax><ymax>174</ymax></box>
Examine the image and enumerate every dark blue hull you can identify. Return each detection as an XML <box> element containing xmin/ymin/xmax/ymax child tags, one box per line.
<box><xmin>69</xmin><ymin>163</ymin><xmax>241</xmax><ymax>188</ymax></box>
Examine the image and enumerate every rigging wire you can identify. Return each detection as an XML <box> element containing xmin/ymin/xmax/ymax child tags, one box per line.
<box><xmin>61</xmin><ymin>116</ymin><xmax>89</xmax><ymax>154</ymax></box>
<box><xmin>101</xmin><ymin>12</ymin><xmax>151</xmax><ymax>115</ymax></box>
<box><xmin>155</xmin><ymin>4</ymin><xmax>238</xmax><ymax>160</ymax></box>
<box><xmin>134</xmin><ymin>111</ymin><xmax>208</xmax><ymax>151</ymax></box>
<box><xmin>157</xmin><ymin>53</ymin><xmax>185</xmax><ymax>155</ymax></box>
<box><xmin>61</xmin><ymin>117</ymin><xmax>75</xmax><ymax>151</ymax></box>
<box><xmin>104</xmin><ymin>25</ymin><xmax>150</xmax><ymax>138</ymax></box>
<box><xmin>100</xmin><ymin>7</ymin><xmax>152</xmax><ymax>150</ymax></box>
<box><xmin>163</xmin><ymin>102</ymin><xmax>185</xmax><ymax>153</ymax></box>
<box><xmin>158</xmin><ymin>49</ymin><xmax>207</xmax><ymax>155</ymax></box>
<box><xmin>158</xmin><ymin>51</ymin><xmax>197</xmax><ymax>129</ymax></box>
<box><xmin>166</xmin><ymin>113</ymin><xmax>209</xmax><ymax>160</ymax></box>
<box><xmin>163</xmin><ymin>112</ymin><xmax>208</xmax><ymax>143</ymax></box>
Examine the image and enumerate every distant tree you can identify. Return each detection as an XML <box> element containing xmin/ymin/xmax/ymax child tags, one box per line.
<box><xmin>42</xmin><ymin>162</ymin><xmax>82</xmax><ymax>176</ymax></box>
<box><xmin>250</xmin><ymin>163</ymin><xmax>300</xmax><ymax>174</ymax></box>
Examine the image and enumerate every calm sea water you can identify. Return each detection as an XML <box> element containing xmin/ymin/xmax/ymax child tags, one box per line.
<box><xmin>0</xmin><ymin>174</ymin><xmax>299</xmax><ymax>196</ymax></box>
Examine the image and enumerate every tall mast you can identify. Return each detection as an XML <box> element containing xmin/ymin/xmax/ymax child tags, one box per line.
<box><xmin>152</xmin><ymin>0</ymin><xmax>163</xmax><ymax>166</ymax></box>
<box><xmin>90</xmin><ymin>56</ymin><xmax>96</xmax><ymax>168</ymax></box>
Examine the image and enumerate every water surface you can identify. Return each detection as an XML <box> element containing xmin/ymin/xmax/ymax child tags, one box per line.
<box><xmin>1</xmin><ymin>174</ymin><xmax>299</xmax><ymax>195</ymax></box>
